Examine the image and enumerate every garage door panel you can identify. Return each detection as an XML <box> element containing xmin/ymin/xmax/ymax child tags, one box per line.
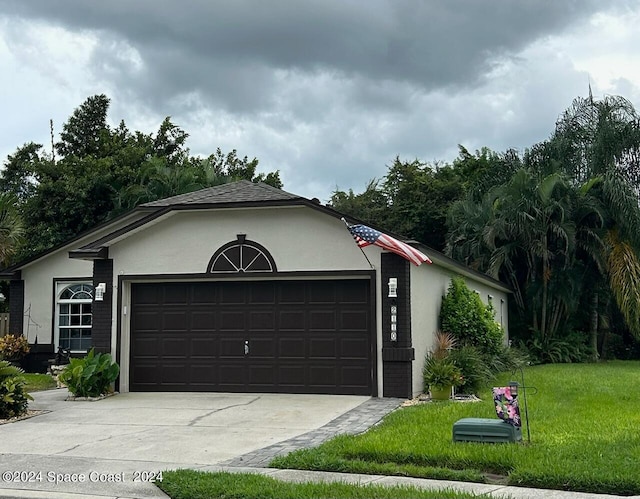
<box><xmin>279</xmin><ymin>337</ymin><xmax>305</xmax><ymax>358</ymax></box>
<box><xmin>249</xmin><ymin>282</ymin><xmax>276</xmax><ymax>304</ymax></box>
<box><xmin>132</xmin><ymin>286</ymin><xmax>160</xmax><ymax>305</ymax></box>
<box><xmin>250</xmin><ymin>311</ymin><xmax>274</xmax><ymax>329</ymax></box>
<box><xmin>309</xmin><ymin>310</ymin><xmax>335</xmax><ymax>330</ymax></box>
<box><xmin>131</xmin><ymin>363</ymin><xmax>159</xmax><ymax>385</ymax></box>
<box><xmin>248</xmin><ymin>365</ymin><xmax>275</xmax><ymax>386</ymax></box>
<box><xmin>249</xmin><ymin>338</ymin><xmax>275</xmax><ymax>358</ymax></box>
<box><xmin>160</xmin><ymin>363</ymin><xmax>188</xmax><ymax>385</ymax></box>
<box><xmin>278</xmin><ymin>365</ymin><xmax>306</xmax><ymax>387</ymax></box>
<box><xmin>341</xmin><ymin>337</ymin><xmax>369</xmax><ymax>359</ymax></box>
<box><xmin>191</xmin><ymin>284</ymin><xmax>217</xmax><ymax>304</ymax></box>
<box><xmin>279</xmin><ymin>282</ymin><xmax>306</xmax><ymax>303</ymax></box>
<box><xmin>191</xmin><ymin>311</ymin><xmax>215</xmax><ymax>330</ymax></box>
<box><xmin>309</xmin><ymin>282</ymin><xmax>336</xmax><ymax>303</ymax></box>
<box><xmin>338</xmin><ymin>281</ymin><xmax>369</xmax><ymax>303</ymax></box>
<box><xmin>279</xmin><ymin>310</ymin><xmax>305</xmax><ymax>330</ymax></box>
<box><xmin>190</xmin><ymin>337</ymin><xmax>218</xmax><ymax>357</ymax></box>
<box><xmin>340</xmin><ymin>310</ymin><xmax>368</xmax><ymax>330</ymax></box>
<box><xmin>130</xmin><ymin>280</ymin><xmax>373</xmax><ymax>394</ymax></box>
<box><xmin>132</xmin><ymin>337</ymin><xmax>159</xmax><ymax>357</ymax></box>
<box><xmin>220</xmin><ymin>282</ymin><xmax>246</xmax><ymax>304</ymax></box>
<box><xmin>163</xmin><ymin>284</ymin><xmax>189</xmax><ymax>304</ymax></box>
<box><xmin>190</xmin><ymin>364</ymin><xmax>217</xmax><ymax>384</ymax></box>
<box><xmin>163</xmin><ymin>311</ymin><xmax>189</xmax><ymax>330</ymax></box>
<box><xmin>161</xmin><ymin>337</ymin><xmax>188</xmax><ymax>357</ymax></box>
<box><xmin>219</xmin><ymin>338</ymin><xmax>245</xmax><ymax>357</ymax></box>
<box><xmin>309</xmin><ymin>338</ymin><xmax>336</xmax><ymax>358</ymax></box>
<box><xmin>340</xmin><ymin>365</ymin><xmax>370</xmax><ymax>387</ymax></box>
<box><xmin>218</xmin><ymin>364</ymin><xmax>246</xmax><ymax>386</ymax></box>
<box><xmin>133</xmin><ymin>311</ymin><xmax>161</xmax><ymax>331</ymax></box>
<box><xmin>220</xmin><ymin>311</ymin><xmax>245</xmax><ymax>330</ymax></box>
<box><xmin>309</xmin><ymin>365</ymin><xmax>337</xmax><ymax>387</ymax></box>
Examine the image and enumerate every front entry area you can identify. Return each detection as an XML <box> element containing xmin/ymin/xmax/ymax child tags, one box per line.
<box><xmin>129</xmin><ymin>279</ymin><xmax>373</xmax><ymax>394</ymax></box>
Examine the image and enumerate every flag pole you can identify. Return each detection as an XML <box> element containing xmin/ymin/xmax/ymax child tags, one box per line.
<box><xmin>342</xmin><ymin>218</ymin><xmax>375</xmax><ymax>269</ymax></box>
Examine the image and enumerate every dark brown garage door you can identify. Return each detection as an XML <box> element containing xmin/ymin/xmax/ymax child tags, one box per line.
<box><xmin>129</xmin><ymin>280</ymin><xmax>373</xmax><ymax>394</ymax></box>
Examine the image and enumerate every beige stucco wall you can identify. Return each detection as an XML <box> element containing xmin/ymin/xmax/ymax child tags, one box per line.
<box><xmin>20</xmin><ymin>254</ymin><xmax>93</xmax><ymax>345</ymax></box>
<box><xmin>18</xmin><ymin>211</ymin><xmax>146</xmax><ymax>346</ymax></box>
<box><xmin>108</xmin><ymin>206</ymin><xmax>373</xmax><ymax>274</ymax></box>
<box><xmin>410</xmin><ymin>260</ymin><xmax>510</xmax><ymax>397</ymax></box>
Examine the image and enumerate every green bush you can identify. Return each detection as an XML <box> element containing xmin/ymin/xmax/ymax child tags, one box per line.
<box><xmin>0</xmin><ymin>335</ymin><xmax>30</xmax><ymax>361</ymax></box>
<box><xmin>58</xmin><ymin>349</ymin><xmax>120</xmax><ymax>398</ymax></box>
<box><xmin>0</xmin><ymin>360</ymin><xmax>33</xmax><ymax>418</ymax></box>
<box><xmin>440</xmin><ymin>276</ymin><xmax>504</xmax><ymax>355</ymax></box>
<box><xmin>483</xmin><ymin>344</ymin><xmax>530</xmax><ymax>374</ymax></box>
<box><xmin>447</xmin><ymin>346</ymin><xmax>492</xmax><ymax>394</ymax></box>
<box><xmin>422</xmin><ymin>355</ymin><xmax>463</xmax><ymax>391</ymax></box>
<box><xmin>523</xmin><ymin>330</ymin><xmax>592</xmax><ymax>364</ymax></box>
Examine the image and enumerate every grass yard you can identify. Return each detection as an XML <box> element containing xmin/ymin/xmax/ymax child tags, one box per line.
<box><xmin>272</xmin><ymin>361</ymin><xmax>640</xmax><ymax>496</ymax></box>
<box><xmin>22</xmin><ymin>373</ymin><xmax>56</xmax><ymax>392</ymax></box>
<box><xmin>157</xmin><ymin>470</ymin><xmax>493</xmax><ymax>499</ymax></box>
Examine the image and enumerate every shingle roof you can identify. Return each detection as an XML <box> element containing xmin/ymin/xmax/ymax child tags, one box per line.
<box><xmin>140</xmin><ymin>180</ymin><xmax>300</xmax><ymax>207</ymax></box>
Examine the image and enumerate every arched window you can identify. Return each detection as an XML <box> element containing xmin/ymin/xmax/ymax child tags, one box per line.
<box><xmin>208</xmin><ymin>235</ymin><xmax>277</xmax><ymax>273</ymax></box>
<box><xmin>57</xmin><ymin>283</ymin><xmax>93</xmax><ymax>351</ymax></box>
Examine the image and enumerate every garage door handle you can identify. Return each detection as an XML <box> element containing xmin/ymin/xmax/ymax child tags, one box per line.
<box><xmin>244</xmin><ymin>340</ymin><xmax>249</xmax><ymax>356</ymax></box>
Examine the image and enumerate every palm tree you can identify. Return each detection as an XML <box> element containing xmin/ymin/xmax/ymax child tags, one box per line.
<box><xmin>447</xmin><ymin>94</ymin><xmax>640</xmax><ymax>358</ymax></box>
<box><xmin>0</xmin><ymin>193</ymin><xmax>24</xmax><ymax>267</ymax></box>
<box><xmin>552</xmin><ymin>96</ymin><xmax>640</xmax><ymax>346</ymax></box>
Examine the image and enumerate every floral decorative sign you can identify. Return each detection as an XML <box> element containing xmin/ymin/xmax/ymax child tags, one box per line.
<box><xmin>493</xmin><ymin>386</ymin><xmax>521</xmax><ymax>427</ymax></box>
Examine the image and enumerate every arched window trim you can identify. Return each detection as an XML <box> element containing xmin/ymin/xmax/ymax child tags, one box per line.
<box><xmin>208</xmin><ymin>235</ymin><xmax>277</xmax><ymax>273</ymax></box>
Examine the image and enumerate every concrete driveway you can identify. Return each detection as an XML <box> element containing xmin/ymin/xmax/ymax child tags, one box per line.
<box><xmin>0</xmin><ymin>389</ymin><xmax>370</xmax><ymax>498</ymax></box>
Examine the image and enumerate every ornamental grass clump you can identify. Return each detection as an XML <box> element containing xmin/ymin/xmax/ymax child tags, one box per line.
<box><xmin>58</xmin><ymin>349</ymin><xmax>119</xmax><ymax>398</ymax></box>
<box><xmin>0</xmin><ymin>334</ymin><xmax>30</xmax><ymax>361</ymax></box>
<box><xmin>423</xmin><ymin>332</ymin><xmax>463</xmax><ymax>392</ymax></box>
<box><xmin>0</xmin><ymin>360</ymin><xmax>33</xmax><ymax>418</ymax></box>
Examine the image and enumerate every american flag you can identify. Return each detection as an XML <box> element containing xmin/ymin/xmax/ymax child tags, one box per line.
<box><xmin>347</xmin><ymin>223</ymin><xmax>432</xmax><ymax>266</ymax></box>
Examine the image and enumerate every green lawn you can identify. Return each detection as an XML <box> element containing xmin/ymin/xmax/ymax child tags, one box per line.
<box><xmin>272</xmin><ymin>361</ymin><xmax>640</xmax><ymax>496</ymax></box>
<box><xmin>157</xmin><ymin>470</ymin><xmax>494</xmax><ymax>499</ymax></box>
<box><xmin>23</xmin><ymin>373</ymin><xmax>56</xmax><ymax>392</ymax></box>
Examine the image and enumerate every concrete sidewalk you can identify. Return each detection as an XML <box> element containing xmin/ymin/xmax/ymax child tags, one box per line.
<box><xmin>0</xmin><ymin>466</ymin><xmax>637</xmax><ymax>499</ymax></box>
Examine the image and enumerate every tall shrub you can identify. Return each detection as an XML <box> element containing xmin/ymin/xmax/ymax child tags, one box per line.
<box><xmin>440</xmin><ymin>276</ymin><xmax>504</xmax><ymax>355</ymax></box>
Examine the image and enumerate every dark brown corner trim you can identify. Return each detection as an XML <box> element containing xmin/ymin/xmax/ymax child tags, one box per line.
<box><xmin>69</xmin><ymin>247</ymin><xmax>109</xmax><ymax>260</ymax></box>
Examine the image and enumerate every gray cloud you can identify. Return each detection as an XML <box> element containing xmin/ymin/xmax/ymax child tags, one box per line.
<box><xmin>2</xmin><ymin>0</ymin><xmax>602</xmax><ymax>112</ymax></box>
<box><xmin>1</xmin><ymin>0</ymin><xmax>638</xmax><ymax>201</ymax></box>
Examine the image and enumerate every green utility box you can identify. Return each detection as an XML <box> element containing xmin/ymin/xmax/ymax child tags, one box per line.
<box><xmin>453</xmin><ymin>418</ymin><xmax>522</xmax><ymax>443</ymax></box>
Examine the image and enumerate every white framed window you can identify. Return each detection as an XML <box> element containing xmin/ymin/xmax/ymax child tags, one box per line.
<box><xmin>56</xmin><ymin>282</ymin><xmax>93</xmax><ymax>352</ymax></box>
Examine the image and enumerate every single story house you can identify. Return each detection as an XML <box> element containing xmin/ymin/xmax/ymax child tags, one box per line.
<box><xmin>1</xmin><ymin>181</ymin><xmax>510</xmax><ymax>398</ymax></box>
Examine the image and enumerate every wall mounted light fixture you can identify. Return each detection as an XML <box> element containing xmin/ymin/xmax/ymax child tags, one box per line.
<box><xmin>95</xmin><ymin>283</ymin><xmax>106</xmax><ymax>301</ymax></box>
<box><xmin>388</xmin><ymin>278</ymin><xmax>398</xmax><ymax>298</ymax></box>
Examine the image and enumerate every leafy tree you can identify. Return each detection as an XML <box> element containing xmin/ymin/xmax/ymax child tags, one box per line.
<box><xmin>331</xmin><ymin>157</ymin><xmax>465</xmax><ymax>250</ymax></box>
<box><xmin>0</xmin><ymin>142</ymin><xmax>43</xmax><ymax>202</ymax></box>
<box><xmin>56</xmin><ymin>94</ymin><xmax>111</xmax><ymax>159</ymax></box>
<box><xmin>329</xmin><ymin>180</ymin><xmax>389</xmax><ymax>228</ymax></box>
<box><xmin>0</xmin><ymin>95</ymin><xmax>283</xmax><ymax>261</ymax></box>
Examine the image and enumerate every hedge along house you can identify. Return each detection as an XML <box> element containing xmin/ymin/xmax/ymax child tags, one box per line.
<box><xmin>1</xmin><ymin>181</ymin><xmax>510</xmax><ymax>398</ymax></box>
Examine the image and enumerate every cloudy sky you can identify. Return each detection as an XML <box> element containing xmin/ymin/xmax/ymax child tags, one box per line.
<box><xmin>1</xmin><ymin>1</ymin><xmax>639</xmax><ymax>200</ymax></box>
